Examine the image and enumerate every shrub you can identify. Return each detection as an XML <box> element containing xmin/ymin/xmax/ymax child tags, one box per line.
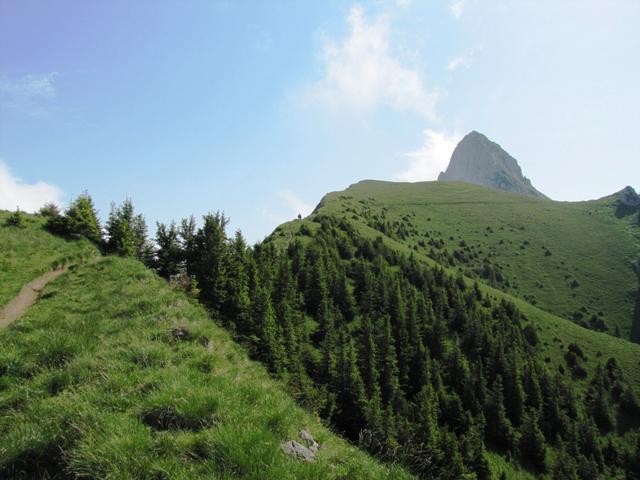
<box><xmin>38</xmin><ymin>202</ymin><xmax>61</xmax><ymax>218</ymax></box>
<box><xmin>5</xmin><ymin>208</ymin><xmax>24</xmax><ymax>227</ymax></box>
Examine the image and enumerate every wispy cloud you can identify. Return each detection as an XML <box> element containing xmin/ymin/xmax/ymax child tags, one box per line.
<box><xmin>0</xmin><ymin>160</ymin><xmax>63</xmax><ymax>212</ymax></box>
<box><xmin>0</xmin><ymin>72</ymin><xmax>58</xmax><ymax>99</ymax></box>
<box><xmin>446</xmin><ymin>56</ymin><xmax>468</xmax><ymax>71</ymax></box>
<box><xmin>0</xmin><ymin>72</ymin><xmax>59</xmax><ymax>117</ymax></box>
<box><xmin>278</xmin><ymin>190</ymin><xmax>313</xmax><ymax>218</ymax></box>
<box><xmin>300</xmin><ymin>6</ymin><xmax>439</xmax><ymax>120</ymax></box>
<box><xmin>450</xmin><ymin>1</ymin><xmax>464</xmax><ymax>20</ymax></box>
<box><xmin>446</xmin><ymin>46</ymin><xmax>480</xmax><ymax>71</ymax></box>
<box><xmin>394</xmin><ymin>129</ymin><xmax>461</xmax><ymax>182</ymax></box>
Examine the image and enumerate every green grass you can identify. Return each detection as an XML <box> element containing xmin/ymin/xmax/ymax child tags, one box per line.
<box><xmin>300</xmin><ymin>180</ymin><xmax>640</xmax><ymax>339</ymax></box>
<box><xmin>272</xmin><ymin>181</ymin><xmax>640</xmax><ymax>393</ymax></box>
<box><xmin>0</xmin><ymin>256</ymin><xmax>412</xmax><ymax>479</ymax></box>
<box><xmin>0</xmin><ymin>210</ymin><xmax>97</xmax><ymax>307</ymax></box>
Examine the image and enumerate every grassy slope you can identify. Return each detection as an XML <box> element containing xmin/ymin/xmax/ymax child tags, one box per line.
<box><xmin>0</xmin><ymin>210</ymin><xmax>97</xmax><ymax>307</ymax></box>
<box><xmin>272</xmin><ymin>182</ymin><xmax>640</xmax><ymax>393</ymax></box>
<box><xmin>311</xmin><ymin>180</ymin><xmax>640</xmax><ymax>339</ymax></box>
<box><xmin>0</xmin><ymin>256</ymin><xmax>411</xmax><ymax>479</ymax></box>
<box><xmin>270</xmin><ymin>181</ymin><xmax>640</xmax><ymax>477</ymax></box>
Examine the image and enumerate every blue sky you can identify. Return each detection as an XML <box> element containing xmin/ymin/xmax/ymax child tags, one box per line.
<box><xmin>1</xmin><ymin>0</ymin><xmax>639</xmax><ymax>242</ymax></box>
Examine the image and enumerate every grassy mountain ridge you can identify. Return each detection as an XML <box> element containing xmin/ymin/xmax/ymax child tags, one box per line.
<box><xmin>307</xmin><ymin>180</ymin><xmax>640</xmax><ymax>340</ymax></box>
<box><xmin>270</xmin><ymin>180</ymin><xmax>640</xmax><ymax>389</ymax></box>
<box><xmin>0</xmin><ymin>213</ymin><xmax>411</xmax><ymax>479</ymax></box>
<box><xmin>3</xmin><ymin>187</ymin><xmax>640</xmax><ymax>479</ymax></box>
<box><xmin>0</xmin><ymin>210</ymin><xmax>97</xmax><ymax>307</ymax></box>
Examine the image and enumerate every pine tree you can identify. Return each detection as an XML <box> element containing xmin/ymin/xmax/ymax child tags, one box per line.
<box><xmin>503</xmin><ymin>349</ymin><xmax>525</xmax><ymax>427</ymax></box>
<box><xmin>519</xmin><ymin>409</ymin><xmax>547</xmax><ymax>472</ymax></box>
<box><xmin>105</xmin><ymin>199</ymin><xmax>151</xmax><ymax>261</ymax></box>
<box><xmin>413</xmin><ymin>384</ymin><xmax>440</xmax><ymax>448</ymax></box>
<box><xmin>253</xmin><ymin>285</ymin><xmax>284</xmax><ymax>373</ymax></box>
<box><xmin>192</xmin><ymin>212</ymin><xmax>229</xmax><ymax>315</ymax></box>
<box><xmin>64</xmin><ymin>192</ymin><xmax>101</xmax><ymax>243</ymax></box>
<box><xmin>485</xmin><ymin>375</ymin><xmax>516</xmax><ymax>452</ymax></box>
<box><xmin>179</xmin><ymin>215</ymin><xmax>198</xmax><ymax>276</ymax></box>
<box><xmin>551</xmin><ymin>449</ymin><xmax>578</xmax><ymax>480</ymax></box>
<box><xmin>360</xmin><ymin>315</ymin><xmax>379</xmax><ymax>398</ymax></box>
<box><xmin>223</xmin><ymin>230</ymin><xmax>251</xmax><ymax>332</ymax></box>
<box><xmin>378</xmin><ymin>314</ymin><xmax>400</xmax><ymax>407</ymax></box>
<box><xmin>155</xmin><ymin>221</ymin><xmax>181</xmax><ymax>278</ymax></box>
<box><xmin>333</xmin><ymin>335</ymin><xmax>368</xmax><ymax>440</ymax></box>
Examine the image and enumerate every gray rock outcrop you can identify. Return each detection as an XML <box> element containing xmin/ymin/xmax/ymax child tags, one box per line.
<box><xmin>281</xmin><ymin>441</ymin><xmax>316</xmax><ymax>462</ymax></box>
<box><xmin>438</xmin><ymin>131</ymin><xmax>546</xmax><ymax>198</ymax></box>
<box><xmin>281</xmin><ymin>429</ymin><xmax>320</xmax><ymax>462</ymax></box>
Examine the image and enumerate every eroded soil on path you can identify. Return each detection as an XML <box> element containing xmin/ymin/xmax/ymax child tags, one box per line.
<box><xmin>0</xmin><ymin>268</ymin><xmax>67</xmax><ymax>329</ymax></box>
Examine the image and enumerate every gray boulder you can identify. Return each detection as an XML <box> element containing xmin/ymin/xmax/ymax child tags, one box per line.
<box><xmin>281</xmin><ymin>440</ymin><xmax>316</xmax><ymax>462</ymax></box>
<box><xmin>299</xmin><ymin>429</ymin><xmax>319</xmax><ymax>452</ymax></box>
<box><xmin>281</xmin><ymin>429</ymin><xmax>321</xmax><ymax>462</ymax></box>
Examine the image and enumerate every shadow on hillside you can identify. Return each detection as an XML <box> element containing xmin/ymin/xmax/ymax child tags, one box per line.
<box><xmin>631</xmin><ymin>285</ymin><xmax>640</xmax><ymax>344</ymax></box>
<box><xmin>615</xmin><ymin>203</ymin><xmax>638</xmax><ymax>218</ymax></box>
<box><xmin>2</xmin><ymin>443</ymin><xmax>71</xmax><ymax>480</ymax></box>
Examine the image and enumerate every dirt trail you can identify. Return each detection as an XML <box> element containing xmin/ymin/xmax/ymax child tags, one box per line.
<box><xmin>0</xmin><ymin>267</ymin><xmax>67</xmax><ymax>329</ymax></box>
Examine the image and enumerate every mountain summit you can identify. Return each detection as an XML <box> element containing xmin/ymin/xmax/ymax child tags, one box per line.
<box><xmin>438</xmin><ymin>131</ymin><xmax>545</xmax><ymax>197</ymax></box>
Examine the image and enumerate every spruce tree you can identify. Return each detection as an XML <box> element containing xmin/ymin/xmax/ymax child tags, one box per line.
<box><xmin>253</xmin><ymin>285</ymin><xmax>284</xmax><ymax>373</ymax></box>
<box><xmin>192</xmin><ymin>211</ymin><xmax>229</xmax><ymax>315</ymax></box>
<box><xmin>155</xmin><ymin>221</ymin><xmax>181</xmax><ymax>278</ymax></box>
<box><xmin>64</xmin><ymin>192</ymin><xmax>101</xmax><ymax>243</ymax></box>
<box><xmin>519</xmin><ymin>409</ymin><xmax>547</xmax><ymax>472</ymax></box>
<box><xmin>333</xmin><ymin>335</ymin><xmax>368</xmax><ymax>440</ymax></box>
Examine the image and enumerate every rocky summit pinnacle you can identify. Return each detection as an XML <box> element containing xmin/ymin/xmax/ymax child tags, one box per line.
<box><xmin>438</xmin><ymin>131</ymin><xmax>546</xmax><ymax>198</ymax></box>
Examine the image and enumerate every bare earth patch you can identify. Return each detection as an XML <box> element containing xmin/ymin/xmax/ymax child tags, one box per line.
<box><xmin>0</xmin><ymin>268</ymin><xmax>67</xmax><ymax>329</ymax></box>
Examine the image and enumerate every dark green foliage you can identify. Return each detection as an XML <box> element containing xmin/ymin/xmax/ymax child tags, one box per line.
<box><xmin>5</xmin><ymin>208</ymin><xmax>24</xmax><ymax>227</ymax></box>
<box><xmin>155</xmin><ymin>221</ymin><xmax>182</xmax><ymax>278</ymax></box>
<box><xmin>105</xmin><ymin>199</ymin><xmax>152</xmax><ymax>262</ymax></box>
<box><xmin>519</xmin><ymin>409</ymin><xmax>546</xmax><ymax>472</ymax></box>
<box><xmin>44</xmin><ymin>192</ymin><xmax>102</xmax><ymax>244</ymax></box>
<box><xmin>143</xmin><ymin>212</ymin><xmax>639</xmax><ymax>479</ymax></box>
<box><xmin>38</xmin><ymin>202</ymin><xmax>60</xmax><ymax>218</ymax></box>
<box><xmin>66</xmin><ymin>193</ymin><xmax>101</xmax><ymax>242</ymax></box>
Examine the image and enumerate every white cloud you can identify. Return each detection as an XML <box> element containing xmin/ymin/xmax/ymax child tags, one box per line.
<box><xmin>446</xmin><ymin>56</ymin><xmax>468</xmax><ymax>71</ymax></box>
<box><xmin>450</xmin><ymin>1</ymin><xmax>464</xmax><ymax>19</ymax></box>
<box><xmin>278</xmin><ymin>190</ymin><xmax>313</xmax><ymax>218</ymax></box>
<box><xmin>0</xmin><ymin>72</ymin><xmax>58</xmax><ymax>100</ymax></box>
<box><xmin>302</xmin><ymin>6</ymin><xmax>439</xmax><ymax>120</ymax></box>
<box><xmin>447</xmin><ymin>45</ymin><xmax>482</xmax><ymax>71</ymax></box>
<box><xmin>0</xmin><ymin>72</ymin><xmax>59</xmax><ymax>117</ymax></box>
<box><xmin>394</xmin><ymin>129</ymin><xmax>461</xmax><ymax>182</ymax></box>
<box><xmin>0</xmin><ymin>160</ymin><xmax>62</xmax><ymax>213</ymax></box>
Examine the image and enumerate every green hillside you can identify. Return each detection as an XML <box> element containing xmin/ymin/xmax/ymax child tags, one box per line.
<box><xmin>3</xmin><ymin>191</ymin><xmax>640</xmax><ymax>479</ymax></box>
<box><xmin>271</xmin><ymin>181</ymin><xmax>640</xmax><ymax>392</ymax></box>
<box><xmin>304</xmin><ymin>180</ymin><xmax>640</xmax><ymax>340</ymax></box>
<box><xmin>0</xmin><ymin>254</ymin><xmax>410</xmax><ymax>479</ymax></box>
<box><xmin>0</xmin><ymin>210</ymin><xmax>97</xmax><ymax>307</ymax></box>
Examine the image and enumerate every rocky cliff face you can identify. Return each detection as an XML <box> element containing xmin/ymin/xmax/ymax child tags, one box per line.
<box><xmin>438</xmin><ymin>131</ymin><xmax>546</xmax><ymax>198</ymax></box>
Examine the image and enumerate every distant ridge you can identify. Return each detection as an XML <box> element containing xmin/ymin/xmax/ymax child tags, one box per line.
<box><xmin>438</xmin><ymin>131</ymin><xmax>546</xmax><ymax>198</ymax></box>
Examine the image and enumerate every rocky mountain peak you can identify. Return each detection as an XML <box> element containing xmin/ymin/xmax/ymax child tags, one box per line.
<box><xmin>438</xmin><ymin>131</ymin><xmax>545</xmax><ymax>198</ymax></box>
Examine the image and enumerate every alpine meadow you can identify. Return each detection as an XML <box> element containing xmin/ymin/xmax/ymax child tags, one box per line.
<box><xmin>1</xmin><ymin>2</ymin><xmax>640</xmax><ymax>479</ymax></box>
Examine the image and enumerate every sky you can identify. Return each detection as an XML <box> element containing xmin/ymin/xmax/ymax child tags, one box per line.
<box><xmin>1</xmin><ymin>0</ymin><xmax>639</xmax><ymax>243</ymax></box>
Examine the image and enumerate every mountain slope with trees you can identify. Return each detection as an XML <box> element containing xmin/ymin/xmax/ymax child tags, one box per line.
<box><xmin>3</xmin><ymin>185</ymin><xmax>640</xmax><ymax>479</ymax></box>
<box><xmin>146</xmin><ymin>204</ymin><xmax>640</xmax><ymax>478</ymax></box>
<box><xmin>293</xmin><ymin>180</ymin><xmax>640</xmax><ymax>341</ymax></box>
<box><xmin>0</xmin><ymin>210</ymin><xmax>411</xmax><ymax>480</ymax></box>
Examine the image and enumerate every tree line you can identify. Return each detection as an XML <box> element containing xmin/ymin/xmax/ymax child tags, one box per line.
<box><xmin>39</xmin><ymin>194</ymin><xmax>640</xmax><ymax>479</ymax></box>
